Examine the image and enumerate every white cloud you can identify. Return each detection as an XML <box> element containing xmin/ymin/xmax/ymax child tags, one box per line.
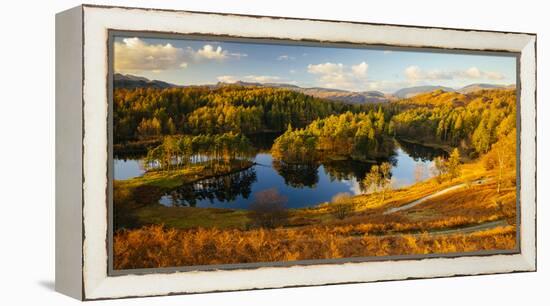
<box><xmin>114</xmin><ymin>37</ymin><xmax>187</xmax><ymax>72</ymax></box>
<box><xmin>405</xmin><ymin>65</ymin><xmax>506</xmax><ymax>82</ymax></box>
<box><xmin>465</xmin><ymin>67</ymin><xmax>481</xmax><ymax>78</ymax></box>
<box><xmin>113</xmin><ymin>39</ymin><xmax>246</xmax><ymax>73</ymax></box>
<box><xmin>307</xmin><ymin>62</ymin><xmax>369</xmax><ymax>90</ymax></box>
<box><xmin>217</xmin><ymin>75</ymin><xmax>238</xmax><ymax>83</ymax></box>
<box><xmin>426</xmin><ymin>70</ymin><xmax>454</xmax><ymax>80</ymax></box>
<box><xmin>244</xmin><ymin>75</ymin><xmax>281</xmax><ymax>83</ymax></box>
<box><xmin>217</xmin><ymin>75</ymin><xmax>286</xmax><ymax>84</ymax></box>
<box><xmin>191</xmin><ymin>44</ymin><xmax>247</xmax><ymax>61</ymax></box>
<box><xmin>404</xmin><ymin>66</ymin><xmax>423</xmax><ymax>80</ymax></box>
<box><xmin>216</xmin><ymin>74</ymin><xmax>294</xmax><ymax>85</ymax></box>
<box><xmin>367</xmin><ymin>82</ymin><xmax>381</xmax><ymax>90</ymax></box>
<box><xmin>229</xmin><ymin>52</ymin><xmax>248</xmax><ymax>59</ymax></box>
<box><xmin>351</xmin><ymin>62</ymin><xmax>368</xmax><ymax>77</ymax></box>
<box><xmin>196</xmin><ymin>45</ymin><xmax>227</xmax><ymax>60</ymax></box>
<box><xmin>367</xmin><ymin>80</ymin><xmax>411</xmax><ymax>93</ymax></box>
<box><xmin>277</xmin><ymin>55</ymin><xmax>295</xmax><ymax>61</ymax></box>
<box><xmin>484</xmin><ymin>71</ymin><xmax>506</xmax><ymax>80</ymax></box>
<box><xmin>308</xmin><ymin>62</ymin><xmax>344</xmax><ymax>75</ymax></box>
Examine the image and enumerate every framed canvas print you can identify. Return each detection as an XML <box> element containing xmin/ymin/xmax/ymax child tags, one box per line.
<box><xmin>55</xmin><ymin>4</ymin><xmax>537</xmax><ymax>300</ymax></box>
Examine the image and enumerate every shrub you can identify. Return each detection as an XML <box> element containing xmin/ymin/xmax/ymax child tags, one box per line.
<box><xmin>248</xmin><ymin>188</ymin><xmax>289</xmax><ymax>228</ymax></box>
<box><xmin>330</xmin><ymin>192</ymin><xmax>353</xmax><ymax>220</ymax></box>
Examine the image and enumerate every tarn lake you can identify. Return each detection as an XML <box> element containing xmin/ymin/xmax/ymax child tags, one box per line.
<box><xmin>114</xmin><ymin>139</ymin><xmax>447</xmax><ymax>209</ymax></box>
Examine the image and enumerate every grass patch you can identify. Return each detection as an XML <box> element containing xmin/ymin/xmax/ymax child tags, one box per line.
<box><xmin>113</xmin><ymin>160</ymin><xmax>254</xmax><ymax>229</ymax></box>
<box><xmin>113</xmin><ymin>150</ymin><xmax>517</xmax><ymax>268</ymax></box>
<box><xmin>114</xmin><ymin>224</ymin><xmax>516</xmax><ymax>269</ymax></box>
<box><xmin>134</xmin><ymin>206</ymin><xmax>250</xmax><ymax>230</ymax></box>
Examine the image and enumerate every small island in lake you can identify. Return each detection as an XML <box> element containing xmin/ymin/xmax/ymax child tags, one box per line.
<box><xmin>112</xmin><ymin>36</ymin><xmax>518</xmax><ymax>269</ymax></box>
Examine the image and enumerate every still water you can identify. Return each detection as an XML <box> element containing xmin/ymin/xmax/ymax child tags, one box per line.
<box><xmin>114</xmin><ymin>140</ymin><xmax>446</xmax><ymax>209</ymax></box>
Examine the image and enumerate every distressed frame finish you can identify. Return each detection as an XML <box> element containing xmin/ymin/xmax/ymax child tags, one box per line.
<box><xmin>55</xmin><ymin>4</ymin><xmax>537</xmax><ymax>300</ymax></box>
<box><xmin>106</xmin><ymin>31</ymin><xmax>524</xmax><ymax>276</ymax></box>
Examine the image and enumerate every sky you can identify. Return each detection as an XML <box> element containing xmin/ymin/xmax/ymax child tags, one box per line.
<box><xmin>113</xmin><ymin>36</ymin><xmax>517</xmax><ymax>93</ymax></box>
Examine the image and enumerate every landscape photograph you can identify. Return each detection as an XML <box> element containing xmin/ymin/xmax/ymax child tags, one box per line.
<box><xmin>111</xmin><ymin>36</ymin><xmax>518</xmax><ymax>270</ymax></box>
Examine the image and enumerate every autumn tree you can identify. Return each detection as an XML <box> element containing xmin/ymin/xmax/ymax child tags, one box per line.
<box><xmin>137</xmin><ymin>117</ymin><xmax>161</xmax><ymax>139</ymax></box>
<box><xmin>389</xmin><ymin>89</ymin><xmax>516</xmax><ymax>156</ymax></box>
<box><xmin>414</xmin><ymin>163</ymin><xmax>426</xmax><ymax>183</ymax></box>
<box><xmin>144</xmin><ymin>133</ymin><xmax>255</xmax><ymax>171</ymax></box>
<box><xmin>272</xmin><ymin>111</ymin><xmax>393</xmax><ymax>164</ymax></box>
<box><xmin>165</xmin><ymin>117</ymin><xmax>176</xmax><ymax>135</ymax></box>
<box><xmin>248</xmin><ymin>188</ymin><xmax>289</xmax><ymax>228</ymax></box>
<box><xmin>330</xmin><ymin>192</ymin><xmax>353</xmax><ymax>220</ymax></box>
<box><xmin>447</xmin><ymin>148</ymin><xmax>461</xmax><ymax>180</ymax></box>
<box><xmin>363</xmin><ymin>162</ymin><xmax>392</xmax><ymax>202</ymax></box>
<box><xmin>432</xmin><ymin>156</ymin><xmax>448</xmax><ymax>183</ymax></box>
<box><xmin>113</xmin><ymin>85</ymin><xmax>388</xmax><ymax>143</ymax></box>
<box><xmin>484</xmin><ymin>130</ymin><xmax>516</xmax><ymax>193</ymax></box>
<box><xmin>472</xmin><ymin>120</ymin><xmax>491</xmax><ymax>154</ymax></box>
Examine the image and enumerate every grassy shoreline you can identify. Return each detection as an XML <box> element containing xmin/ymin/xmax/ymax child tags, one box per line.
<box><xmin>118</xmin><ymin>157</ymin><xmax>515</xmax><ymax>232</ymax></box>
<box><xmin>113</xmin><ymin>148</ymin><xmax>517</xmax><ymax>269</ymax></box>
<box><xmin>395</xmin><ymin>136</ymin><xmax>453</xmax><ymax>153</ymax></box>
<box><xmin>113</xmin><ymin>160</ymin><xmax>254</xmax><ymax>229</ymax></box>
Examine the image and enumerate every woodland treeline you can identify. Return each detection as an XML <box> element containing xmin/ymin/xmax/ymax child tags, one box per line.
<box><xmin>269</xmin><ymin>89</ymin><xmax>516</xmax><ymax>165</ymax></box>
<box><xmin>113</xmin><ymin>84</ymin><xmax>519</xmax><ymax>268</ymax></box>
<box><xmin>271</xmin><ymin>110</ymin><xmax>394</xmax><ymax>163</ymax></box>
<box><xmin>114</xmin><ymin>86</ymin><xmax>391</xmax><ymax>143</ymax></box>
<box><xmin>390</xmin><ymin>89</ymin><xmax>516</xmax><ymax>157</ymax></box>
<box><xmin>144</xmin><ymin>132</ymin><xmax>255</xmax><ymax>171</ymax></box>
<box><xmin>115</xmin><ymin>85</ymin><xmax>517</xmax><ymax>178</ymax></box>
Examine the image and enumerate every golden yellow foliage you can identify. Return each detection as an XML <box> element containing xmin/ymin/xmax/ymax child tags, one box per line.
<box><xmin>114</xmin><ymin>224</ymin><xmax>516</xmax><ymax>269</ymax></box>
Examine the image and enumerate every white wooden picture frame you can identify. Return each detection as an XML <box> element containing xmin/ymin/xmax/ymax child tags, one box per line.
<box><xmin>55</xmin><ymin>4</ymin><xmax>536</xmax><ymax>300</ymax></box>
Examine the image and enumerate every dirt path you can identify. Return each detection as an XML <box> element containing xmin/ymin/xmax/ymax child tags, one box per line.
<box><xmin>423</xmin><ymin>219</ymin><xmax>508</xmax><ymax>236</ymax></box>
<box><xmin>331</xmin><ymin>219</ymin><xmax>509</xmax><ymax>243</ymax></box>
<box><xmin>376</xmin><ymin>219</ymin><xmax>509</xmax><ymax>238</ymax></box>
<box><xmin>383</xmin><ymin>179</ymin><xmax>488</xmax><ymax>215</ymax></box>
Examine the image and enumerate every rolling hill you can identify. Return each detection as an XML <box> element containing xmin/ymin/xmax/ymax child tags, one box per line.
<box><xmin>458</xmin><ymin>83</ymin><xmax>515</xmax><ymax>93</ymax></box>
<box><xmin>114</xmin><ymin>74</ymin><xmax>394</xmax><ymax>104</ymax></box>
<box><xmin>394</xmin><ymin>85</ymin><xmax>456</xmax><ymax>98</ymax></box>
<box><xmin>114</xmin><ymin>74</ymin><xmax>515</xmax><ymax>104</ymax></box>
<box><xmin>114</xmin><ymin>73</ymin><xmax>177</xmax><ymax>89</ymax></box>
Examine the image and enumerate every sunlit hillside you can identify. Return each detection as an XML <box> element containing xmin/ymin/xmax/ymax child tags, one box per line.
<box><xmin>113</xmin><ymin>87</ymin><xmax>517</xmax><ymax>269</ymax></box>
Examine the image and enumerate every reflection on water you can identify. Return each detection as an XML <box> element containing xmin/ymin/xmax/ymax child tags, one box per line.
<box><xmin>114</xmin><ymin>158</ymin><xmax>145</xmax><ymax>180</ymax></box>
<box><xmin>158</xmin><ymin>153</ymin><xmax>371</xmax><ymax>209</ymax></box>
<box><xmin>159</xmin><ymin>168</ymin><xmax>257</xmax><ymax>207</ymax></box>
<box><xmin>390</xmin><ymin>140</ymin><xmax>448</xmax><ymax>187</ymax></box>
<box><xmin>272</xmin><ymin>161</ymin><xmax>319</xmax><ymax>188</ymax></box>
<box><xmin>114</xmin><ymin>138</ymin><xmax>447</xmax><ymax>209</ymax></box>
<box><xmin>322</xmin><ymin>159</ymin><xmax>386</xmax><ymax>182</ymax></box>
<box><xmin>391</xmin><ymin>147</ymin><xmax>430</xmax><ymax>187</ymax></box>
<box><xmin>398</xmin><ymin>139</ymin><xmax>448</xmax><ymax>161</ymax></box>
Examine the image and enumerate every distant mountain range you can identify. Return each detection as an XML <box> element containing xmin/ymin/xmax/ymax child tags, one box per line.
<box><xmin>114</xmin><ymin>73</ymin><xmax>176</xmax><ymax>89</ymax></box>
<box><xmin>394</xmin><ymin>85</ymin><xmax>456</xmax><ymax>98</ymax></box>
<box><xmin>221</xmin><ymin>81</ymin><xmax>392</xmax><ymax>104</ymax></box>
<box><xmin>114</xmin><ymin>73</ymin><xmax>515</xmax><ymax>104</ymax></box>
<box><xmin>458</xmin><ymin>83</ymin><xmax>515</xmax><ymax>94</ymax></box>
<box><xmin>393</xmin><ymin>83</ymin><xmax>515</xmax><ymax>98</ymax></box>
